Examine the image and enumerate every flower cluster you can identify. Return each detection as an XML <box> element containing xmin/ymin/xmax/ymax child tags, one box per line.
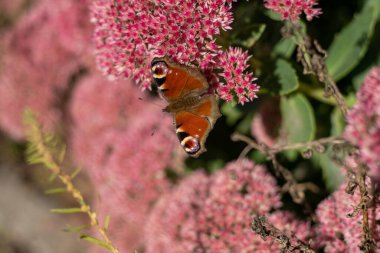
<box><xmin>264</xmin><ymin>0</ymin><xmax>321</xmax><ymax>21</ymax></box>
<box><xmin>91</xmin><ymin>0</ymin><xmax>259</xmax><ymax>104</ymax></box>
<box><xmin>69</xmin><ymin>71</ymin><xmax>181</xmax><ymax>252</ymax></box>
<box><xmin>145</xmin><ymin>159</ymin><xmax>311</xmax><ymax>252</ymax></box>
<box><xmin>0</xmin><ymin>0</ymin><xmax>92</xmax><ymax>140</ymax></box>
<box><xmin>345</xmin><ymin>67</ymin><xmax>380</xmax><ymax>182</ymax></box>
<box><xmin>315</xmin><ymin>184</ymin><xmax>380</xmax><ymax>252</ymax></box>
<box><xmin>217</xmin><ymin>47</ymin><xmax>259</xmax><ymax>104</ymax></box>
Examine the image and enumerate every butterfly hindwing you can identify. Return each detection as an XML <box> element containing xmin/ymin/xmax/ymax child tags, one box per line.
<box><xmin>174</xmin><ymin>96</ymin><xmax>221</xmax><ymax>157</ymax></box>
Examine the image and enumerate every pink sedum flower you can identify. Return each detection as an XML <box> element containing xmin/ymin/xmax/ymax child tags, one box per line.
<box><xmin>144</xmin><ymin>159</ymin><xmax>307</xmax><ymax>253</ymax></box>
<box><xmin>91</xmin><ymin>0</ymin><xmax>259</xmax><ymax>104</ymax></box>
<box><xmin>345</xmin><ymin>67</ymin><xmax>380</xmax><ymax>182</ymax></box>
<box><xmin>0</xmin><ymin>0</ymin><xmax>92</xmax><ymax>140</ymax></box>
<box><xmin>217</xmin><ymin>47</ymin><xmax>259</xmax><ymax>104</ymax></box>
<box><xmin>69</xmin><ymin>70</ymin><xmax>181</xmax><ymax>252</ymax></box>
<box><xmin>69</xmin><ymin>73</ymin><xmax>145</xmax><ymax>176</ymax></box>
<box><xmin>315</xmin><ymin>184</ymin><xmax>380</xmax><ymax>253</ymax></box>
<box><xmin>144</xmin><ymin>171</ymin><xmax>210</xmax><ymax>253</ymax></box>
<box><xmin>264</xmin><ymin>0</ymin><xmax>322</xmax><ymax>21</ymax></box>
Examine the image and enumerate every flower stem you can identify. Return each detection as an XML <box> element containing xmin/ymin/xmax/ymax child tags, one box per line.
<box><xmin>25</xmin><ymin>111</ymin><xmax>119</xmax><ymax>253</ymax></box>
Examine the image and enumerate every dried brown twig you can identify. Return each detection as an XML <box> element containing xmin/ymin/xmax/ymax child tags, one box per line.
<box><xmin>284</xmin><ymin>21</ymin><xmax>375</xmax><ymax>252</ymax></box>
<box><xmin>344</xmin><ymin>156</ymin><xmax>376</xmax><ymax>252</ymax></box>
<box><xmin>251</xmin><ymin>215</ymin><xmax>315</xmax><ymax>253</ymax></box>
<box><xmin>231</xmin><ymin>132</ymin><xmax>331</xmax><ymax>206</ymax></box>
<box><xmin>285</xmin><ymin>22</ymin><xmax>349</xmax><ymax>118</ymax></box>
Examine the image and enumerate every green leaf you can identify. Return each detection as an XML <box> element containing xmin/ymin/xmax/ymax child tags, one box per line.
<box><xmin>331</xmin><ymin>107</ymin><xmax>345</xmax><ymax>136</ymax></box>
<box><xmin>326</xmin><ymin>0</ymin><xmax>379</xmax><ymax>81</ymax></box>
<box><xmin>275</xmin><ymin>59</ymin><xmax>299</xmax><ymax>95</ymax></box>
<box><xmin>236</xmin><ymin>113</ymin><xmax>254</xmax><ymax>135</ymax></box>
<box><xmin>70</xmin><ymin>167</ymin><xmax>81</xmax><ymax>179</ymax></box>
<box><xmin>207</xmin><ymin>159</ymin><xmax>224</xmax><ymax>173</ymax></box>
<box><xmin>283</xmin><ymin>150</ymin><xmax>298</xmax><ymax>162</ymax></box>
<box><xmin>312</xmin><ymin>149</ymin><xmax>344</xmax><ymax>192</ymax></box>
<box><xmin>280</xmin><ymin>93</ymin><xmax>316</xmax><ymax>143</ymax></box>
<box><xmin>50</xmin><ymin>208</ymin><xmax>82</xmax><ymax>214</ymax></box>
<box><xmin>104</xmin><ymin>215</ymin><xmax>110</xmax><ymax>230</ymax></box>
<box><xmin>233</xmin><ymin>24</ymin><xmax>266</xmax><ymax>48</ymax></box>
<box><xmin>250</xmin><ymin>150</ymin><xmax>266</xmax><ymax>163</ymax></box>
<box><xmin>48</xmin><ymin>173</ymin><xmax>58</xmax><ymax>182</ymax></box>
<box><xmin>265</xmin><ymin>9</ymin><xmax>282</xmax><ymax>21</ymax></box>
<box><xmin>272</xmin><ymin>38</ymin><xmax>296</xmax><ymax>58</ymax></box>
<box><xmin>45</xmin><ymin>187</ymin><xmax>67</xmax><ymax>194</ymax></box>
<box><xmin>58</xmin><ymin>145</ymin><xmax>66</xmax><ymax>163</ymax></box>
<box><xmin>298</xmin><ymin>83</ymin><xmax>336</xmax><ymax>106</ymax></box>
<box><xmin>80</xmin><ymin>235</ymin><xmax>112</xmax><ymax>250</ymax></box>
<box><xmin>221</xmin><ymin>103</ymin><xmax>243</xmax><ymax>126</ymax></box>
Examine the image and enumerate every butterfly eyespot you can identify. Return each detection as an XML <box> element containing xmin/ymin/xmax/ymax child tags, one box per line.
<box><xmin>181</xmin><ymin>136</ymin><xmax>200</xmax><ymax>154</ymax></box>
<box><xmin>151</xmin><ymin>61</ymin><xmax>168</xmax><ymax>79</ymax></box>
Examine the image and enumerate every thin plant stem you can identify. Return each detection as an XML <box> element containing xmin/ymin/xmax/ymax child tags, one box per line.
<box><xmin>25</xmin><ymin>111</ymin><xmax>119</xmax><ymax>253</ymax></box>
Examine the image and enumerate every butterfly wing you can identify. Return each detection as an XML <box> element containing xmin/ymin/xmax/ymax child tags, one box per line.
<box><xmin>173</xmin><ymin>95</ymin><xmax>221</xmax><ymax>157</ymax></box>
<box><xmin>151</xmin><ymin>57</ymin><xmax>209</xmax><ymax>102</ymax></box>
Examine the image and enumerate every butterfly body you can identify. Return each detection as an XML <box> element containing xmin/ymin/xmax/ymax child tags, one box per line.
<box><xmin>151</xmin><ymin>57</ymin><xmax>221</xmax><ymax>157</ymax></box>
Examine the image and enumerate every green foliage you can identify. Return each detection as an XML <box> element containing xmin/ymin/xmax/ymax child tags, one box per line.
<box><xmin>23</xmin><ymin>109</ymin><xmax>120</xmax><ymax>253</ymax></box>
<box><xmin>221</xmin><ymin>102</ymin><xmax>243</xmax><ymax>125</ymax></box>
<box><xmin>50</xmin><ymin>208</ymin><xmax>83</xmax><ymax>214</ymax></box>
<box><xmin>232</xmin><ymin>24</ymin><xmax>266</xmax><ymax>48</ymax></box>
<box><xmin>312</xmin><ymin>149</ymin><xmax>344</xmax><ymax>192</ymax></box>
<box><xmin>80</xmin><ymin>235</ymin><xmax>113</xmax><ymax>250</ymax></box>
<box><xmin>236</xmin><ymin>112</ymin><xmax>254</xmax><ymax>134</ymax></box>
<box><xmin>104</xmin><ymin>215</ymin><xmax>111</xmax><ymax>230</ymax></box>
<box><xmin>275</xmin><ymin>59</ymin><xmax>299</xmax><ymax>95</ymax></box>
<box><xmin>330</xmin><ymin>108</ymin><xmax>345</xmax><ymax>137</ymax></box>
<box><xmin>272</xmin><ymin>38</ymin><xmax>296</xmax><ymax>58</ymax></box>
<box><xmin>70</xmin><ymin>167</ymin><xmax>82</xmax><ymax>179</ymax></box>
<box><xmin>45</xmin><ymin>187</ymin><xmax>67</xmax><ymax>194</ymax></box>
<box><xmin>23</xmin><ymin>109</ymin><xmax>66</xmax><ymax>171</ymax></box>
<box><xmin>280</xmin><ymin>93</ymin><xmax>316</xmax><ymax>143</ymax></box>
<box><xmin>326</xmin><ymin>0</ymin><xmax>380</xmax><ymax>81</ymax></box>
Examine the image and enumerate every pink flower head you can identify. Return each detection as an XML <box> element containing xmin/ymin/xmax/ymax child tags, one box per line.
<box><xmin>91</xmin><ymin>111</ymin><xmax>175</xmax><ymax>252</ymax></box>
<box><xmin>316</xmin><ymin>184</ymin><xmax>380</xmax><ymax>252</ymax></box>
<box><xmin>144</xmin><ymin>171</ymin><xmax>210</xmax><ymax>253</ymax></box>
<box><xmin>217</xmin><ymin>47</ymin><xmax>259</xmax><ymax>104</ymax></box>
<box><xmin>69</xmin><ymin>73</ymin><xmax>145</xmax><ymax>173</ymax></box>
<box><xmin>69</xmin><ymin>70</ymin><xmax>182</xmax><ymax>252</ymax></box>
<box><xmin>345</xmin><ymin>67</ymin><xmax>380</xmax><ymax>182</ymax></box>
<box><xmin>264</xmin><ymin>0</ymin><xmax>322</xmax><ymax>21</ymax></box>
<box><xmin>0</xmin><ymin>0</ymin><xmax>91</xmax><ymax>140</ymax></box>
<box><xmin>145</xmin><ymin>159</ymin><xmax>288</xmax><ymax>252</ymax></box>
<box><xmin>91</xmin><ymin>0</ymin><xmax>259</xmax><ymax>104</ymax></box>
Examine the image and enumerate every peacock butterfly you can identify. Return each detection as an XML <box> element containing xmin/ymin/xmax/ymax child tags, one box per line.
<box><xmin>151</xmin><ymin>56</ymin><xmax>221</xmax><ymax>158</ymax></box>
